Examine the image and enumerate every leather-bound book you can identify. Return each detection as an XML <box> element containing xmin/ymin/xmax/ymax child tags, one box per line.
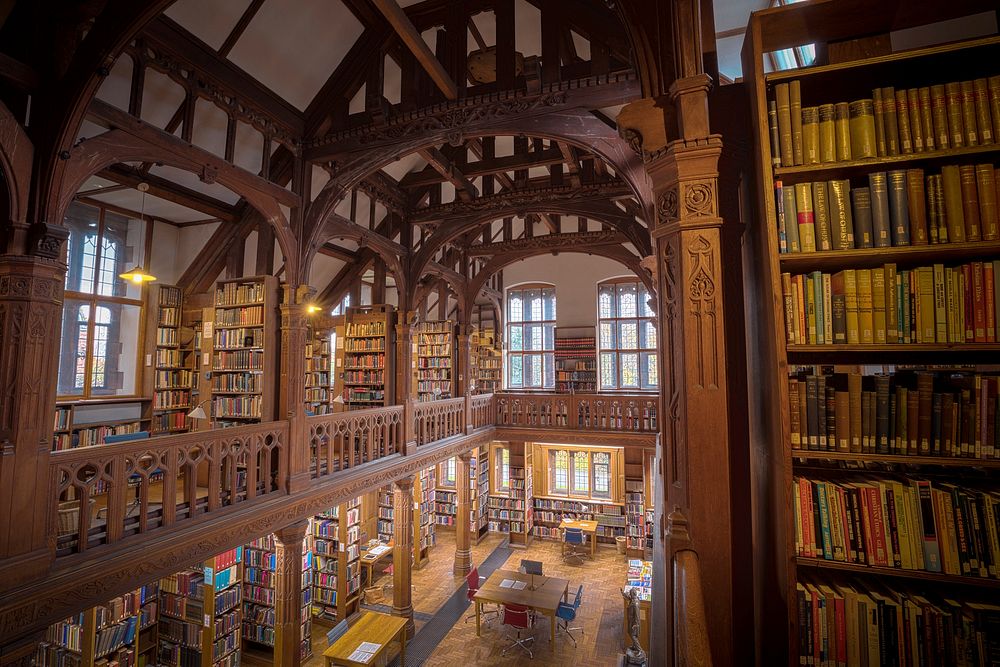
<box><xmin>790</xmin><ymin>79</ymin><xmax>804</xmax><ymax>165</ymax></box>
<box><xmin>931</xmin><ymin>84</ymin><xmax>950</xmax><ymax>150</ymax></box>
<box><xmin>802</xmin><ymin>106</ymin><xmax>820</xmax><ymax>165</ymax></box>
<box><xmin>783</xmin><ymin>184</ymin><xmax>801</xmax><ymax>252</ymax></box>
<box><xmin>848</xmin><ymin>373</ymin><xmax>862</xmax><ymax>453</ymax></box>
<box><xmin>973</xmin><ymin>78</ymin><xmax>993</xmax><ymax>145</ymax></box>
<box><xmin>918</xmin><ymin>87</ymin><xmax>935</xmax><ymax>152</ymax></box>
<box><xmin>828</xmin><ymin>179</ymin><xmax>854</xmax><ymax>250</ymax></box>
<box><xmin>941</xmin><ymin>165</ymin><xmax>966</xmax><ymax>243</ymax></box>
<box><xmin>868</xmin><ymin>172</ymin><xmax>892</xmax><ymax>248</ymax></box>
<box><xmin>848</xmin><ymin>99</ymin><xmax>877</xmax><ymax>159</ymax></box>
<box><xmin>857</xmin><ymin>268</ymin><xmax>874</xmax><ymax>344</ymax></box>
<box><xmin>839</xmin><ymin>269</ymin><xmax>860</xmax><ymax>344</ymax></box>
<box><xmin>794</xmin><ymin>182</ymin><xmax>817</xmax><ymax>252</ymax></box>
<box><xmin>775</xmin><ymin>83</ymin><xmax>794</xmax><ymax>166</ymax></box>
<box><xmin>928</xmin><ymin>174</ymin><xmax>948</xmax><ymax>243</ymax></box>
<box><xmin>834</xmin><ymin>102</ymin><xmax>852</xmax><ymax>161</ymax></box>
<box><xmin>977</xmin><ymin>164</ymin><xmax>998</xmax><ymax>241</ymax></box>
<box><xmin>873</xmin><ymin>87</ymin><xmax>887</xmax><ymax>156</ymax></box>
<box><xmin>885</xmin><ymin>263</ymin><xmax>899</xmax><ymax>343</ymax></box>
<box><xmin>812</xmin><ymin>181</ymin><xmax>832</xmax><ymax>251</ymax></box>
<box><xmin>895</xmin><ymin>89</ymin><xmax>913</xmax><ymax>154</ymax></box>
<box><xmin>831</xmin><ymin>275</ymin><xmax>847</xmax><ymax>344</ymax></box>
<box><xmin>945</xmin><ymin>81</ymin><xmax>965</xmax><ymax>148</ymax></box>
<box><xmin>958</xmin><ymin>164</ymin><xmax>981</xmax><ymax>242</ymax></box>
<box><xmin>782</xmin><ymin>273</ymin><xmax>795</xmax><ymax>344</ymax></box>
<box><xmin>872</xmin><ymin>268</ymin><xmax>887</xmax><ymax>344</ymax></box>
<box><xmin>917</xmin><ymin>374</ymin><xmax>933</xmax><ymax>455</ymax></box>
<box><xmin>850</xmin><ymin>186</ymin><xmax>874</xmax><ymax>249</ymax></box>
<box><xmin>989</xmin><ymin>76</ymin><xmax>1000</xmax><ymax>144</ymax></box>
<box><xmin>789</xmin><ymin>377</ymin><xmax>801</xmax><ymax>449</ymax></box>
<box><xmin>881</xmin><ymin>86</ymin><xmax>899</xmax><ymax>155</ymax></box>
<box><xmin>768</xmin><ymin>100</ymin><xmax>782</xmax><ymax>167</ymax></box>
<box><xmin>960</xmin><ymin>80</ymin><xmax>979</xmax><ymax>146</ymax></box>
<box><xmin>818</xmin><ymin>104</ymin><xmax>836</xmax><ymax>163</ymax></box>
<box><xmin>905</xmin><ymin>169</ymin><xmax>928</xmax><ymax>245</ymax></box>
<box><xmin>887</xmin><ymin>170</ymin><xmax>911</xmax><ymax>246</ymax></box>
<box><xmin>907</xmin><ymin>88</ymin><xmax>924</xmax><ymax>152</ymax></box>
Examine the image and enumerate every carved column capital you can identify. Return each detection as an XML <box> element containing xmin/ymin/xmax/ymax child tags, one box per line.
<box><xmin>647</xmin><ymin>136</ymin><xmax>723</xmax><ymax>239</ymax></box>
<box><xmin>273</xmin><ymin>519</ymin><xmax>309</xmax><ymax>546</ymax></box>
<box><xmin>393</xmin><ymin>474</ymin><xmax>415</xmax><ymax>493</ymax></box>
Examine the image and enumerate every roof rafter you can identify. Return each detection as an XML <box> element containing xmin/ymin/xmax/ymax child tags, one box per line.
<box><xmin>369</xmin><ymin>0</ymin><xmax>458</xmax><ymax>100</ymax></box>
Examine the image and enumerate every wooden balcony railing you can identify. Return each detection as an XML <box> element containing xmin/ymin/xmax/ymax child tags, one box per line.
<box><xmin>469</xmin><ymin>393</ymin><xmax>495</xmax><ymax>429</ymax></box>
<box><xmin>495</xmin><ymin>392</ymin><xmax>658</xmax><ymax>432</ymax></box>
<box><xmin>307</xmin><ymin>406</ymin><xmax>404</xmax><ymax>480</ymax></box>
<box><xmin>413</xmin><ymin>397</ymin><xmax>466</xmax><ymax>446</ymax></box>
<box><xmin>50</xmin><ymin>421</ymin><xmax>288</xmax><ymax>556</ymax></box>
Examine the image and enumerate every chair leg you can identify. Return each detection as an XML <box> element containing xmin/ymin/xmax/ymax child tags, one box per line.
<box><xmin>502</xmin><ymin>630</ymin><xmax>535</xmax><ymax>658</ymax></box>
<box><xmin>558</xmin><ymin>618</ymin><xmax>584</xmax><ymax>646</ymax></box>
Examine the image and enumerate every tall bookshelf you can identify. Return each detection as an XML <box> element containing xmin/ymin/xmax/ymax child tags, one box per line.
<box><xmin>413</xmin><ymin>466</ymin><xmax>436</xmax><ymax>568</ymax></box>
<box><xmin>36</xmin><ymin>584</ymin><xmax>158</xmax><ymax>667</ymax></box>
<box><xmin>338</xmin><ymin>306</ymin><xmax>395</xmax><ymax>409</ymax></box>
<box><xmin>376</xmin><ymin>487</ymin><xmax>394</xmax><ymax>543</ymax></box>
<box><xmin>211</xmin><ymin>276</ymin><xmax>277</xmax><ymax>426</ymax></box>
<box><xmin>471</xmin><ymin>328</ymin><xmax>501</xmax><ymax>394</ymax></box>
<box><xmin>157</xmin><ymin>548</ymin><xmax>242</xmax><ymax>667</ymax></box>
<box><xmin>147</xmin><ymin>284</ymin><xmax>196</xmax><ymax>434</ymax></box>
<box><xmin>508</xmin><ymin>443</ymin><xmax>533</xmax><ymax>547</ymax></box>
<box><xmin>471</xmin><ymin>447</ymin><xmax>491</xmax><ymax>544</ymax></box>
<box><xmin>242</xmin><ymin>534</ymin><xmax>313</xmax><ymax>661</ymax></box>
<box><xmin>415</xmin><ymin>320</ymin><xmax>454</xmax><ymax>400</ymax></box>
<box><xmin>531</xmin><ymin>498</ymin><xmax>625</xmax><ymax>544</ymax></box>
<box><xmin>305</xmin><ymin>319</ymin><xmax>332</xmax><ymax>415</ymax></box>
<box><xmin>51</xmin><ymin>401</ymin><xmax>148</xmax><ymax>450</ymax></box>
<box><xmin>554</xmin><ymin>326</ymin><xmax>597</xmax><ymax>393</ymax></box>
<box><xmin>743</xmin><ymin>4</ymin><xmax>1000</xmax><ymax>663</ymax></box>
<box><xmin>310</xmin><ymin>498</ymin><xmax>361</xmax><ymax>625</ymax></box>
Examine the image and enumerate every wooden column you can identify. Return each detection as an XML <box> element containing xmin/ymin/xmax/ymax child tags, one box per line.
<box><xmin>0</xmin><ymin>254</ymin><xmax>65</xmax><ymax>593</ymax></box>
<box><xmin>273</xmin><ymin>520</ymin><xmax>308</xmax><ymax>667</ymax></box>
<box><xmin>645</xmin><ymin>71</ymin><xmax>734</xmax><ymax>666</ymax></box>
<box><xmin>395</xmin><ymin>316</ymin><xmax>416</xmax><ymax>453</ymax></box>
<box><xmin>280</xmin><ymin>284</ymin><xmax>311</xmax><ymax>492</ymax></box>
<box><xmin>453</xmin><ymin>452</ymin><xmax>472</xmax><ymax>575</ymax></box>
<box><xmin>391</xmin><ymin>475</ymin><xmax>416</xmax><ymax>636</ymax></box>
<box><xmin>455</xmin><ymin>324</ymin><xmax>473</xmax><ymax>431</ymax></box>
<box><xmin>0</xmin><ymin>630</ymin><xmax>43</xmax><ymax>666</ymax></box>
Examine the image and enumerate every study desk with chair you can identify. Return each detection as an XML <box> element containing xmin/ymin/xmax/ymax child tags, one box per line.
<box><xmin>322</xmin><ymin>611</ymin><xmax>407</xmax><ymax>667</ymax></box>
<box><xmin>472</xmin><ymin>567</ymin><xmax>570</xmax><ymax>649</ymax></box>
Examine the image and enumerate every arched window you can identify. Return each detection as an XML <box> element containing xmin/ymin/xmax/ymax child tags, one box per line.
<box><xmin>597</xmin><ymin>278</ymin><xmax>657</xmax><ymax>390</ymax></box>
<box><xmin>506</xmin><ymin>284</ymin><xmax>556</xmax><ymax>389</ymax></box>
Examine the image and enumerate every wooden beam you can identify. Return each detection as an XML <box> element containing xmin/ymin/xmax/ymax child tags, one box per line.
<box><xmin>400</xmin><ymin>146</ymin><xmax>565</xmax><ymax>188</ymax></box>
<box><xmin>318</xmin><ymin>243</ymin><xmax>357</xmax><ymax>262</ymax></box>
<box><xmin>0</xmin><ymin>52</ymin><xmax>39</xmax><ymax>91</ymax></box>
<box><xmin>370</xmin><ymin>0</ymin><xmax>459</xmax><ymax>100</ymax></box>
<box><xmin>219</xmin><ymin>0</ymin><xmax>266</xmax><ymax>56</ymax></box>
<box><xmin>75</xmin><ymin>183</ymin><xmax>130</xmax><ymax>198</ymax></box>
<box><xmin>558</xmin><ymin>142</ymin><xmax>583</xmax><ymax>187</ymax></box>
<box><xmin>97</xmin><ymin>165</ymin><xmax>240</xmax><ymax>223</ymax></box>
<box><xmin>417</xmin><ymin>147</ymin><xmax>478</xmax><ymax>200</ymax></box>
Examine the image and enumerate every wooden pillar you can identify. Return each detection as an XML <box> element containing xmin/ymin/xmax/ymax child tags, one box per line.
<box><xmin>645</xmin><ymin>70</ymin><xmax>734</xmax><ymax>666</ymax></box>
<box><xmin>453</xmin><ymin>452</ymin><xmax>472</xmax><ymax>575</ymax></box>
<box><xmin>0</xmin><ymin>254</ymin><xmax>65</xmax><ymax>593</ymax></box>
<box><xmin>394</xmin><ymin>316</ymin><xmax>416</xmax><ymax>453</ymax></box>
<box><xmin>273</xmin><ymin>520</ymin><xmax>308</xmax><ymax>667</ymax></box>
<box><xmin>455</xmin><ymin>324</ymin><xmax>473</xmax><ymax>430</ymax></box>
<box><xmin>280</xmin><ymin>284</ymin><xmax>312</xmax><ymax>493</ymax></box>
<box><xmin>372</xmin><ymin>259</ymin><xmax>386</xmax><ymax>304</ymax></box>
<box><xmin>391</xmin><ymin>475</ymin><xmax>416</xmax><ymax>636</ymax></box>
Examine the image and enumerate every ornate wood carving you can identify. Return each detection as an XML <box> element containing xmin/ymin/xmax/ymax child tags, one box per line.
<box><xmin>272</xmin><ymin>521</ymin><xmax>308</xmax><ymax>667</ymax></box>
<box><xmin>392</xmin><ymin>474</ymin><xmax>415</xmax><ymax>633</ymax></box>
<box><xmin>465</xmin><ymin>229</ymin><xmax>626</xmax><ymax>256</ymax></box>
<box><xmin>0</xmin><ymin>100</ymin><xmax>33</xmax><ymax>254</ymax></box>
<box><xmin>453</xmin><ymin>453</ymin><xmax>472</xmax><ymax>575</ymax></box>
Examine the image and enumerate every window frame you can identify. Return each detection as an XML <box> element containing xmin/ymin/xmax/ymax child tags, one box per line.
<box><xmin>58</xmin><ymin>202</ymin><xmax>150</xmax><ymax>400</ymax></box>
<box><xmin>505</xmin><ymin>283</ymin><xmax>556</xmax><ymax>390</ymax></box>
<box><xmin>540</xmin><ymin>445</ymin><xmax>619</xmax><ymax>502</ymax></box>
<box><xmin>597</xmin><ymin>277</ymin><xmax>658</xmax><ymax>391</ymax></box>
<box><xmin>438</xmin><ymin>457</ymin><xmax>457</xmax><ymax>487</ymax></box>
<box><xmin>492</xmin><ymin>444</ymin><xmax>511</xmax><ymax>495</ymax></box>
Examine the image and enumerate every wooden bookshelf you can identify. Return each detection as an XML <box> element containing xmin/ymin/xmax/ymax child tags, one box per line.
<box><xmin>471</xmin><ymin>328</ymin><xmax>501</xmax><ymax>394</ymax></box>
<box><xmin>415</xmin><ymin>320</ymin><xmax>454</xmax><ymax>401</ymax></box>
<box><xmin>242</xmin><ymin>534</ymin><xmax>312</xmax><ymax>661</ymax></box>
<box><xmin>743</xmin><ymin>4</ymin><xmax>1000</xmax><ymax>663</ymax></box>
<box><xmin>52</xmin><ymin>400</ymin><xmax>149</xmax><ymax>451</ymax></box>
<box><xmin>554</xmin><ymin>326</ymin><xmax>597</xmax><ymax>393</ymax></box>
<box><xmin>211</xmin><ymin>276</ymin><xmax>278</xmax><ymax>426</ymax></box>
<box><xmin>472</xmin><ymin>447</ymin><xmax>490</xmax><ymax>544</ymax></box>
<box><xmin>146</xmin><ymin>284</ymin><xmax>196</xmax><ymax>435</ymax></box>
<box><xmin>305</xmin><ymin>317</ymin><xmax>333</xmax><ymax>415</ymax></box>
<box><xmin>376</xmin><ymin>487</ymin><xmax>394</xmax><ymax>544</ymax></box>
<box><xmin>413</xmin><ymin>466</ymin><xmax>436</xmax><ymax>569</ymax></box>
<box><xmin>310</xmin><ymin>499</ymin><xmax>361</xmax><ymax>626</ymax></box>
<box><xmin>507</xmin><ymin>443</ymin><xmax>533</xmax><ymax>547</ymax></box>
<box><xmin>339</xmin><ymin>306</ymin><xmax>395</xmax><ymax>409</ymax></box>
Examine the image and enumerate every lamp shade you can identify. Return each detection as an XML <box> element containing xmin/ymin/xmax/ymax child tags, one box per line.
<box><xmin>119</xmin><ymin>266</ymin><xmax>156</xmax><ymax>284</ymax></box>
<box><xmin>187</xmin><ymin>405</ymin><xmax>207</xmax><ymax>420</ymax></box>
<box><xmin>332</xmin><ymin>394</ymin><xmax>345</xmax><ymax>404</ymax></box>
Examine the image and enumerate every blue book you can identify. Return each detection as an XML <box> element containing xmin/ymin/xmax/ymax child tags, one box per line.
<box><xmin>815</xmin><ymin>482</ymin><xmax>833</xmax><ymax>560</ymax></box>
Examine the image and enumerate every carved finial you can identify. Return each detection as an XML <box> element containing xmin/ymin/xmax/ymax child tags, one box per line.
<box><xmin>667</xmin><ymin>506</ymin><xmax>690</xmax><ymax>542</ymax></box>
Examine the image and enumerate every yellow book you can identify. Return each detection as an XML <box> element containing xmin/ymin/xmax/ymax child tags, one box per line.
<box><xmin>802</xmin><ymin>106</ymin><xmax>820</xmax><ymax>165</ymax></box>
<box><xmin>790</xmin><ymin>79</ymin><xmax>803</xmax><ymax>165</ymax></box>
<box><xmin>834</xmin><ymin>102</ymin><xmax>852</xmax><ymax>161</ymax></box>
<box><xmin>857</xmin><ymin>269</ymin><xmax>874</xmax><ymax>344</ymax></box>
<box><xmin>941</xmin><ymin>165</ymin><xmax>966</xmax><ymax>243</ymax></box>
<box><xmin>775</xmin><ymin>82</ymin><xmax>794</xmax><ymax>166</ymax></box>
<box><xmin>917</xmin><ymin>267</ymin><xmax>936</xmax><ymax>343</ymax></box>
<box><xmin>805</xmin><ymin>274</ymin><xmax>817</xmax><ymax>345</ymax></box>
<box><xmin>871</xmin><ymin>268</ymin><xmax>886</xmax><ymax>344</ymax></box>
<box><xmin>818</xmin><ymin>104</ymin><xmax>836</xmax><ymax>163</ymax></box>
<box><xmin>933</xmin><ymin>264</ymin><xmax>946</xmax><ymax>344</ymax></box>
<box><xmin>843</xmin><ymin>269</ymin><xmax>860</xmax><ymax>344</ymax></box>
<box><xmin>849</xmin><ymin>98</ymin><xmax>877</xmax><ymax>158</ymax></box>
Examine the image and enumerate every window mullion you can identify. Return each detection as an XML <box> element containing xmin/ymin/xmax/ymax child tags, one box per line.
<box><xmin>82</xmin><ymin>302</ymin><xmax>97</xmax><ymax>399</ymax></box>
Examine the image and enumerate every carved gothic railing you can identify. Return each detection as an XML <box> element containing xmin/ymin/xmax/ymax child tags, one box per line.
<box><xmin>413</xmin><ymin>397</ymin><xmax>466</xmax><ymax>446</ymax></box>
<box><xmin>494</xmin><ymin>392</ymin><xmax>658</xmax><ymax>432</ymax></box>
<box><xmin>49</xmin><ymin>422</ymin><xmax>288</xmax><ymax>557</ymax></box>
<box><xmin>469</xmin><ymin>393</ymin><xmax>495</xmax><ymax>430</ymax></box>
<box><xmin>307</xmin><ymin>406</ymin><xmax>404</xmax><ymax>479</ymax></box>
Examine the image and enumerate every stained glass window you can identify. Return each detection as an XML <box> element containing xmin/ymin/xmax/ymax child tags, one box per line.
<box><xmin>546</xmin><ymin>448</ymin><xmax>614</xmax><ymax>500</ymax></box>
<box><xmin>597</xmin><ymin>279</ymin><xmax>658</xmax><ymax>390</ymax></box>
<box><xmin>592</xmin><ymin>452</ymin><xmax>611</xmax><ymax>498</ymax></box>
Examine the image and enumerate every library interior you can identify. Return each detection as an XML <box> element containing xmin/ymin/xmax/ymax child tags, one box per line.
<box><xmin>1</xmin><ymin>0</ymin><xmax>1000</xmax><ymax>665</ymax></box>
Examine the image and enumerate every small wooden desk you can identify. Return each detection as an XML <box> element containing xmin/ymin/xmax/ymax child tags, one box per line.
<box><xmin>360</xmin><ymin>543</ymin><xmax>393</xmax><ymax>585</ymax></box>
<box><xmin>323</xmin><ymin>611</ymin><xmax>407</xmax><ymax>667</ymax></box>
<box><xmin>559</xmin><ymin>518</ymin><xmax>598</xmax><ymax>557</ymax></box>
<box><xmin>473</xmin><ymin>568</ymin><xmax>569</xmax><ymax>648</ymax></box>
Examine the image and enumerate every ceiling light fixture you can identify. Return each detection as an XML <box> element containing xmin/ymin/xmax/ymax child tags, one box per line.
<box><xmin>119</xmin><ymin>183</ymin><xmax>157</xmax><ymax>284</ymax></box>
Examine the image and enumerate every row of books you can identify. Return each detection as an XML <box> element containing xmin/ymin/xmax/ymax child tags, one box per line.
<box><xmin>416</xmin><ymin>333</ymin><xmax>451</xmax><ymax>344</ymax></box>
<box><xmin>213</xmin><ymin>328</ymin><xmax>263</xmax><ymax>348</ymax></box>
<box><xmin>155</xmin><ymin>370</ymin><xmax>193</xmax><ymax>389</ymax></box>
<box><xmin>776</xmin><ymin>164</ymin><xmax>1000</xmax><ymax>254</ymax></box>
<box><xmin>343</xmin><ymin>389</ymin><xmax>384</xmax><ymax>403</ymax></box>
<box><xmin>213</xmin><ymin>350</ymin><xmax>264</xmax><ymax>370</ymax></box>
<box><xmin>159</xmin><ymin>288</ymin><xmax>182</xmax><ymax>308</ymax></box>
<box><xmin>416</xmin><ymin>358</ymin><xmax>451</xmax><ymax>368</ymax></box>
<box><xmin>781</xmin><ymin>262</ymin><xmax>1000</xmax><ymax>346</ymax></box>
<box><xmin>788</xmin><ymin>371</ymin><xmax>999</xmax><ymax>459</ymax></box>
<box><xmin>770</xmin><ymin>76</ymin><xmax>1000</xmax><ymax>168</ymax></box>
<box><xmin>155</xmin><ymin>349</ymin><xmax>184</xmax><ymax>368</ymax></box>
<box><xmin>212</xmin><ymin>373</ymin><xmax>261</xmax><ymax>392</ymax></box>
<box><xmin>214</xmin><ymin>306</ymin><xmax>263</xmax><ymax>327</ymax></box>
<box><xmin>795</xmin><ymin>578</ymin><xmax>1000</xmax><ymax>666</ymax></box>
<box><xmin>345</xmin><ymin>322</ymin><xmax>384</xmax><ymax>337</ymax></box>
<box><xmin>74</xmin><ymin>422</ymin><xmax>142</xmax><ymax>449</ymax></box>
<box><xmin>416</xmin><ymin>369</ymin><xmax>451</xmax><ymax>380</ymax></box>
<box><xmin>795</xmin><ymin>475</ymin><xmax>1000</xmax><ymax>579</ymax></box>
<box><xmin>343</xmin><ymin>355</ymin><xmax>384</xmax><ymax>369</ymax></box>
<box><xmin>343</xmin><ymin>370</ymin><xmax>383</xmax><ymax>383</ymax></box>
<box><xmin>158</xmin><ymin>306</ymin><xmax>180</xmax><ymax>326</ymax></box>
<box><xmin>215</xmin><ymin>282</ymin><xmax>266</xmax><ymax>306</ymax></box>
<box><xmin>416</xmin><ymin>346</ymin><xmax>451</xmax><ymax>358</ymax></box>
<box><xmin>152</xmin><ymin>411</ymin><xmax>187</xmax><ymax>432</ymax></box>
<box><xmin>156</xmin><ymin>327</ymin><xmax>178</xmax><ymax>346</ymax></box>
<box><xmin>212</xmin><ymin>396</ymin><xmax>261</xmax><ymax>419</ymax></box>
<box><xmin>344</xmin><ymin>340</ymin><xmax>384</xmax><ymax>352</ymax></box>
<box><xmin>153</xmin><ymin>390</ymin><xmax>190</xmax><ymax>409</ymax></box>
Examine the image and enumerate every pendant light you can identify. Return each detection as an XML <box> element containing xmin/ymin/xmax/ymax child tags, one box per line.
<box><xmin>119</xmin><ymin>182</ymin><xmax>157</xmax><ymax>284</ymax></box>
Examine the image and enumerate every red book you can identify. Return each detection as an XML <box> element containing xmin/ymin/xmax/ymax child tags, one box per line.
<box><xmin>973</xmin><ymin>262</ymin><xmax>987</xmax><ymax>342</ymax></box>
<box><xmin>866</xmin><ymin>486</ymin><xmax>890</xmax><ymax>567</ymax></box>
<box><xmin>800</xmin><ymin>478</ymin><xmax>816</xmax><ymax>557</ymax></box>
<box><xmin>985</xmin><ymin>262</ymin><xmax>996</xmax><ymax>342</ymax></box>
<box><xmin>834</xmin><ymin>595</ymin><xmax>846</xmax><ymax>665</ymax></box>
<box><xmin>963</xmin><ymin>264</ymin><xmax>975</xmax><ymax>341</ymax></box>
<box><xmin>857</xmin><ymin>485</ymin><xmax>877</xmax><ymax>566</ymax></box>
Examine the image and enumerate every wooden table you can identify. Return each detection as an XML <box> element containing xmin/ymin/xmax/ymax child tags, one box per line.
<box><xmin>360</xmin><ymin>543</ymin><xmax>393</xmax><ymax>586</ymax></box>
<box><xmin>323</xmin><ymin>611</ymin><xmax>407</xmax><ymax>666</ymax></box>
<box><xmin>559</xmin><ymin>518</ymin><xmax>598</xmax><ymax>557</ymax></box>
<box><xmin>473</xmin><ymin>568</ymin><xmax>570</xmax><ymax>648</ymax></box>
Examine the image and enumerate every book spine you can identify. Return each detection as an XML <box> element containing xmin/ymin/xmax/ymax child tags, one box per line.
<box><xmin>834</xmin><ymin>102</ymin><xmax>852</xmax><ymax>161</ymax></box>
<box><xmin>918</xmin><ymin>86</ymin><xmax>935</xmax><ymax>151</ymax></box>
<box><xmin>885</xmin><ymin>263</ymin><xmax>898</xmax><ymax>343</ymax></box>
<box><xmin>783</xmin><ymin>273</ymin><xmax>795</xmax><ymax>344</ymax></box>
<box><xmin>881</xmin><ymin>87</ymin><xmax>899</xmax><ymax>156</ymax></box>
<box><xmin>945</xmin><ymin>82</ymin><xmax>965</xmax><ymax>148</ymax></box>
<box><xmin>775</xmin><ymin>83</ymin><xmax>794</xmax><ymax>167</ymax></box>
<box><xmin>843</xmin><ymin>270</ymin><xmax>859</xmax><ymax>345</ymax></box>
<box><xmin>813</xmin><ymin>181</ymin><xmax>832</xmax><ymax>251</ymax></box>
<box><xmin>775</xmin><ymin>180</ymin><xmax>787</xmax><ymax>253</ymax></box>
<box><xmin>850</xmin><ymin>186</ymin><xmax>873</xmax><ymax>249</ymax></box>
<box><xmin>872</xmin><ymin>268</ymin><xmax>886</xmax><ymax>344</ymax></box>
<box><xmin>848</xmin><ymin>373</ymin><xmax>862</xmax><ymax>454</ymax></box>
<box><xmin>990</xmin><ymin>76</ymin><xmax>1000</xmax><ymax>147</ymax></box>
<box><xmin>828</xmin><ymin>179</ymin><xmax>854</xmax><ymax>250</ymax></box>
<box><xmin>802</xmin><ymin>106</ymin><xmax>820</xmax><ymax>165</ymax></box>
<box><xmin>933</xmin><ymin>263</ymin><xmax>946</xmax><ymax>344</ymax></box>
<box><xmin>973</xmin><ymin>262</ymin><xmax>986</xmax><ymax>342</ymax></box>
<box><xmin>849</xmin><ymin>99</ymin><xmax>877</xmax><ymax>159</ymax></box>
<box><xmin>973</xmin><ymin>78</ymin><xmax>994</xmax><ymax>145</ymax></box>
<box><xmin>931</xmin><ymin>174</ymin><xmax>948</xmax><ymax>243</ymax></box>
<box><xmin>941</xmin><ymin>165</ymin><xmax>966</xmax><ymax>243</ymax></box>
<box><xmin>958</xmin><ymin>164</ymin><xmax>982</xmax><ymax>241</ymax></box>
<box><xmin>768</xmin><ymin>99</ymin><xmax>782</xmax><ymax>167</ymax></box>
<box><xmin>976</xmin><ymin>164</ymin><xmax>998</xmax><ymax>241</ymax></box>
<box><xmin>906</xmin><ymin>88</ymin><xmax>924</xmax><ymax>152</ymax></box>
<box><xmin>906</xmin><ymin>169</ymin><xmax>928</xmax><ymax>245</ymax></box>
<box><xmin>795</xmin><ymin>183</ymin><xmax>817</xmax><ymax>252</ymax></box>
<box><xmin>823</xmin><ymin>273</ymin><xmax>833</xmax><ymax>346</ymax></box>
<box><xmin>887</xmin><ymin>170</ymin><xmax>910</xmax><ymax>246</ymax></box>
<box><xmin>789</xmin><ymin>378</ymin><xmax>801</xmax><ymax>449</ymax></box>
<box><xmin>869</xmin><ymin>172</ymin><xmax>891</xmax><ymax>248</ymax></box>
<box><xmin>960</xmin><ymin>80</ymin><xmax>979</xmax><ymax>146</ymax></box>
<box><xmin>895</xmin><ymin>89</ymin><xmax>913</xmax><ymax>154</ymax></box>
<box><xmin>930</xmin><ymin>84</ymin><xmax>950</xmax><ymax>150</ymax></box>
<box><xmin>782</xmin><ymin>184</ymin><xmax>801</xmax><ymax>252</ymax></box>
<box><xmin>857</xmin><ymin>269</ymin><xmax>874</xmax><ymax>345</ymax></box>
<box><xmin>873</xmin><ymin>87</ymin><xmax>887</xmax><ymax>157</ymax></box>
<box><xmin>986</xmin><ymin>263</ymin><xmax>996</xmax><ymax>342</ymax></box>
<box><xmin>791</xmin><ymin>79</ymin><xmax>804</xmax><ymax>166</ymax></box>
<box><xmin>818</xmin><ymin>103</ymin><xmax>836</xmax><ymax>163</ymax></box>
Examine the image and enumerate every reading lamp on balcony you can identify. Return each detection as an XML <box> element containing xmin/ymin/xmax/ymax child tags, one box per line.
<box><xmin>187</xmin><ymin>399</ymin><xmax>214</xmax><ymax>429</ymax></box>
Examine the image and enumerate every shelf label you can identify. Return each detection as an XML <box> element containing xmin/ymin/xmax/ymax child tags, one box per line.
<box><xmin>203</xmin><ymin>321</ymin><xmax>213</xmax><ymax>337</ymax></box>
<box><xmin>145</xmin><ymin>353</ymin><xmax>152</xmax><ymax>367</ymax></box>
<box><xmin>204</xmin><ymin>613</ymin><xmax>211</xmax><ymax>627</ymax></box>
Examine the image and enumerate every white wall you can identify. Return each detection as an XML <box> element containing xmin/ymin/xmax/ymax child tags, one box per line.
<box><xmin>501</xmin><ymin>253</ymin><xmax>638</xmax><ymax>328</ymax></box>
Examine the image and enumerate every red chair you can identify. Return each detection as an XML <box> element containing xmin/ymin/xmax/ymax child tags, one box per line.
<box><xmin>501</xmin><ymin>603</ymin><xmax>535</xmax><ymax>658</ymax></box>
<box><xmin>465</xmin><ymin>565</ymin><xmax>499</xmax><ymax>624</ymax></box>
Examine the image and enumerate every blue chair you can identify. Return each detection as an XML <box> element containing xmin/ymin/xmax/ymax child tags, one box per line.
<box><xmin>326</xmin><ymin>619</ymin><xmax>349</xmax><ymax>646</ymax></box>
<box><xmin>562</xmin><ymin>527</ymin><xmax>587</xmax><ymax>564</ymax></box>
<box><xmin>556</xmin><ymin>584</ymin><xmax>584</xmax><ymax>645</ymax></box>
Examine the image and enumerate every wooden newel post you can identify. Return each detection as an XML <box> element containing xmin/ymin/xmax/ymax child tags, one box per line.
<box><xmin>0</xmin><ymin>253</ymin><xmax>66</xmax><ymax>593</ymax></box>
<box><xmin>273</xmin><ymin>520</ymin><xmax>308</xmax><ymax>667</ymax></box>
<box><xmin>391</xmin><ymin>475</ymin><xmax>416</xmax><ymax>636</ymax></box>
<box><xmin>453</xmin><ymin>452</ymin><xmax>472</xmax><ymax>575</ymax></box>
<box><xmin>280</xmin><ymin>284</ymin><xmax>312</xmax><ymax>493</ymax></box>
